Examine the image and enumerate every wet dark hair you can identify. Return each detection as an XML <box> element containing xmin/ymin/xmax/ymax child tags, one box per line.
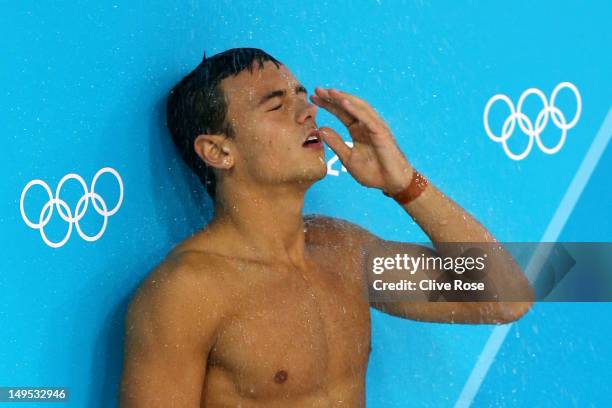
<box><xmin>166</xmin><ymin>48</ymin><xmax>282</xmax><ymax>201</ymax></box>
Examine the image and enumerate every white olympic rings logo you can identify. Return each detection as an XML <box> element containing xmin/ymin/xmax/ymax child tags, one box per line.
<box><xmin>20</xmin><ymin>167</ymin><xmax>124</xmax><ymax>248</ymax></box>
<box><xmin>483</xmin><ymin>82</ymin><xmax>581</xmax><ymax>160</ymax></box>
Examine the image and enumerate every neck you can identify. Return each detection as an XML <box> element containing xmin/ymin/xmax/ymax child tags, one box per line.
<box><xmin>209</xmin><ymin>180</ymin><xmax>311</xmax><ymax>268</ymax></box>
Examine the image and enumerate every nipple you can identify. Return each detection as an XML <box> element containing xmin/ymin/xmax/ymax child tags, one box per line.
<box><xmin>274</xmin><ymin>369</ymin><xmax>288</xmax><ymax>384</ymax></box>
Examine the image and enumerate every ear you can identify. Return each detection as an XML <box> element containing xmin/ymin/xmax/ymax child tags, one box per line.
<box><xmin>194</xmin><ymin>134</ymin><xmax>234</xmax><ymax>170</ymax></box>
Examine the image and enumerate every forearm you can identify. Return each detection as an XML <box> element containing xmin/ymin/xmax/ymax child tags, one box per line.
<box><xmin>310</xmin><ymin>86</ymin><xmax>533</xmax><ymax>319</ymax></box>
<box><xmin>401</xmin><ymin>176</ymin><xmax>495</xmax><ymax>246</ymax></box>
<box><xmin>397</xmin><ymin>172</ymin><xmax>534</xmax><ymax>307</ymax></box>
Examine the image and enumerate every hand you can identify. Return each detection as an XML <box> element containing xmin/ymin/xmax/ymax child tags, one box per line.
<box><xmin>310</xmin><ymin>87</ymin><xmax>413</xmax><ymax>194</ymax></box>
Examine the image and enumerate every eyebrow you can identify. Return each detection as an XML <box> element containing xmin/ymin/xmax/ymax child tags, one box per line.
<box><xmin>257</xmin><ymin>84</ymin><xmax>308</xmax><ymax>107</ymax></box>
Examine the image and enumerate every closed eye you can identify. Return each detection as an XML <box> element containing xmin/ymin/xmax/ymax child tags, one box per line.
<box><xmin>268</xmin><ymin>104</ymin><xmax>282</xmax><ymax>111</ymax></box>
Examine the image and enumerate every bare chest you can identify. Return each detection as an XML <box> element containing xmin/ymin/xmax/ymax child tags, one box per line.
<box><xmin>207</xmin><ymin>247</ymin><xmax>371</xmax><ymax>400</ymax></box>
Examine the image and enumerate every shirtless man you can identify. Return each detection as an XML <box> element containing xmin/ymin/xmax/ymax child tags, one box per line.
<box><xmin>119</xmin><ymin>48</ymin><xmax>533</xmax><ymax>407</ymax></box>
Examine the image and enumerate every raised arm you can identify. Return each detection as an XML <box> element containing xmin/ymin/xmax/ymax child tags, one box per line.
<box><xmin>309</xmin><ymin>87</ymin><xmax>533</xmax><ymax>324</ymax></box>
<box><xmin>309</xmin><ymin>212</ymin><xmax>532</xmax><ymax>324</ymax></box>
<box><xmin>375</xmin><ymin>175</ymin><xmax>533</xmax><ymax>324</ymax></box>
<box><xmin>119</xmin><ymin>254</ymin><xmax>224</xmax><ymax>407</ymax></box>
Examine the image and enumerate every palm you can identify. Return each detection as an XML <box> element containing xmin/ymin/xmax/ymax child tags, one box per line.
<box><xmin>311</xmin><ymin>88</ymin><xmax>412</xmax><ymax>193</ymax></box>
<box><xmin>344</xmin><ymin>141</ymin><xmax>386</xmax><ymax>188</ymax></box>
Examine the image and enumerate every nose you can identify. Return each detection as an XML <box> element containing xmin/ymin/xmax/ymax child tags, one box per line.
<box><xmin>296</xmin><ymin>100</ymin><xmax>318</xmax><ymax>125</ymax></box>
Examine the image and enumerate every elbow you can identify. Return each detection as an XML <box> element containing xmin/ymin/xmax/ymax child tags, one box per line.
<box><xmin>493</xmin><ymin>272</ymin><xmax>535</xmax><ymax>323</ymax></box>
<box><xmin>494</xmin><ymin>300</ymin><xmax>533</xmax><ymax>324</ymax></box>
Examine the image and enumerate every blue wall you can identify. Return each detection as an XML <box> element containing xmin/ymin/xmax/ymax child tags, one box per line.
<box><xmin>1</xmin><ymin>1</ymin><xmax>610</xmax><ymax>406</ymax></box>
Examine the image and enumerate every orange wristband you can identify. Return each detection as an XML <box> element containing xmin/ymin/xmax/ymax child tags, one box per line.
<box><xmin>383</xmin><ymin>170</ymin><xmax>428</xmax><ymax>205</ymax></box>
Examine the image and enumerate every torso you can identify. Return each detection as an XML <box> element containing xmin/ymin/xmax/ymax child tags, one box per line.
<box><xmin>172</xmin><ymin>216</ymin><xmax>372</xmax><ymax>407</ymax></box>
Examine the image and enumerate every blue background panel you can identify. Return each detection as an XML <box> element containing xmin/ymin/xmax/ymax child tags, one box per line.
<box><xmin>1</xmin><ymin>1</ymin><xmax>610</xmax><ymax>407</ymax></box>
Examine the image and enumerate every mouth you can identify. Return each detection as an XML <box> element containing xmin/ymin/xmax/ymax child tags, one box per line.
<box><xmin>302</xmin><ymin>129</ymin><xmax>323</xmax><ymax>150</ymax></box>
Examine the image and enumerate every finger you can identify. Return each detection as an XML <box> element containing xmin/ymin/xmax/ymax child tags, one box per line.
<box><xmin>328</xmin><ymin>89</ymin><xmax>381</xmax><ymax>125</ymax></box>
<box><xmin>315</xmin><ymin>87</ymin><xmax>367</xmax><ymax>112</ymax></box>
<box><xmin>313</xmin><ymin>94</ymin><xmax>381</xmax><ymax>143</ymax></box>
<box><xmin>323</xmin><ymin>88</ymin><xmax>383</xmax><ymax>133</ymax></box>
<box><xmin>312</xmin><ymin>92</ymin><xmax>374</xmax><ymax>135</ymax></box>
<box><xmin>310</xmin><ymin>93</ymin><xmax>356</xmax><ymax>128</ymax></box>
<box><xmin>314</xmin><ymin>88</ymin><xmax>388</xmax><ymax>144</ymax></box>
<box><xmin>318</xmin><ymin>126</ymin><xmax>352</xmax><ymax>164</ymax></box>
<box><xmin>338</xmin><ymin>98</ymin><xmax>383</xmax><ymax>136</ymax></box>
<box><xmin>327</xmin><ymin>88</ymin><xmax>370</xmax><ymax>109</ymax></box>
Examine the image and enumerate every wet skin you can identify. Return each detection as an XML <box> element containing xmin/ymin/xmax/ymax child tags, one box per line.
<box><xmin>119</xmin><ymin>59</ymin><xmax>533</xmax><ymax>407</ymax></box>
<box><xmin>119</xmin><ymin>61</ymin><xmax>374</xmax><ymax>407</ymax></box>
<box><xmin>196</xmin><ymin>216</ymin><xmax>371</xmax><ymax>407</ymax></box>
<box><xmin>122</xmin><ymin>215</ymin><xmax>373</xmax><ymax>407</ymax></box>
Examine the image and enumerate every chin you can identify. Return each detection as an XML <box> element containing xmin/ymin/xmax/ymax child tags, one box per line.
<box><xmin>294</xmin><ymin>163</ymin><xmax>327</xmax><ymax>185</ymax></box>
<box><xmin>310</xmin><ymin>159</ymin><xmax>328</xmax><ymax>180</ymax></box>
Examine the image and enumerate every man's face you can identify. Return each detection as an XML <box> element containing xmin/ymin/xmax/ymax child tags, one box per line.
<box><xmin>219</xmin><ymin>61</ymin><xmax>327</xmax><ymax>187</ymax></box>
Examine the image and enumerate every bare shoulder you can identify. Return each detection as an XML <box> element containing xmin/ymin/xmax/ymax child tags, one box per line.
<box><xmin>131</xmin><ymin>250</ymin><xmax>230</xmax><ymax>303</ymax></box>
<box><xmin>304</xmin><ymin>213</ymin><xmax>380</xmax><ymax>248</ymax></box>
<box><xmin>121</xmin><ymin>251</ymin><xmax>234</xmax><ymax>406</ymax></box>
<box><xmin>125</xmin><ymin>250</ymin><xmax>236</xmax><ymax>345</ymax></box>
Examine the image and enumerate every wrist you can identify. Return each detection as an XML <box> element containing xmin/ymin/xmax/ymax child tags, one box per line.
<box><xmin>382</xmin><ymin>168</ymin><xmax>428</xmax><ymax>205</ymax></box>
<box><xmin>384</xmin><ymin>166</ymin><xmax>415</xmax><ymax>196</ymax></box>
